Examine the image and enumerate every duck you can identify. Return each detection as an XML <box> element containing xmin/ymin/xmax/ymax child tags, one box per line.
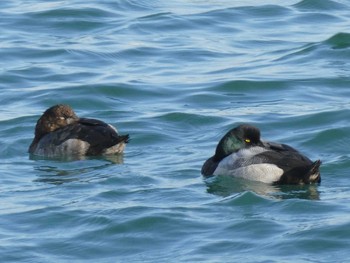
<box><xmin>201</xmin><ymin>124</ymin><xmax>321</xmax><ymax>185</ymax></box>
<box><xmin>28</xmin><ymin>104</ymin><xmax>129</xmax><ymax>157</ymax></box>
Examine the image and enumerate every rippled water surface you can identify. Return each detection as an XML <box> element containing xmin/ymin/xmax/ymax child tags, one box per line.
<box><xmin>1</xmin><ymin>0</ymin><xmax>350</xmax><ymax>262</ymax></box>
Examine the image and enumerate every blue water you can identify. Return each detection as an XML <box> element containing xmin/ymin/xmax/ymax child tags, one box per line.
<box><xmin>1</xmin><ymin>0</ymin><xmax>350</xmax><ymax>262</ymax></box>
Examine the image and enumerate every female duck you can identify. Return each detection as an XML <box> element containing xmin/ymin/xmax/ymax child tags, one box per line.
<box><xmin>29</xmin><ymin>104</ymin><xmax>129</xmax><ymax>157</ymax></box>
<box><xmin>201</xmin><ymin>124</ymin><xmax>321</xmax><ymax>185</ymax></box>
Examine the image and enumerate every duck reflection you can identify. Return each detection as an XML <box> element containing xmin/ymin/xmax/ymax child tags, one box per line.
<box><xmin>29</xmin><ymin>153</ymin><xmax>125</xmax><ymax>163</ymax></box>
<box><xmin>31</xmin><ymin>154</ymin><xmax>125</xmax><ymax>185</ymax></box>
<box><xmin>205</xmin><ymin>175</ymin><xmax>320</xmax><ymax>200</ymax></box>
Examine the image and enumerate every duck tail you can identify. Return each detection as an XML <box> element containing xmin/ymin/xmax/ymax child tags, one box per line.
<box><xmin>120</xmin><ymin>134</ymin><xmax>130</xmax><ymax>144</ymax></box>
<box><xmin>307</xmin><ymin>160</ymin><xmax>322</xmax><ymax>183</ymax></box>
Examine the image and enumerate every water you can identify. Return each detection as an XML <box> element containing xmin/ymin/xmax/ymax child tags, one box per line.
<box><xmin>1</xmin><ymin>0</ymin><xmax>350</xmax><ymax>262</ymax></box>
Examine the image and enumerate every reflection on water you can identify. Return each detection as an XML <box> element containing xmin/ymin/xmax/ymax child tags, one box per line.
<box><xmin>273</xmin><ymin>184</ymin><xmax>321</xmax><ymax>200</ymax></box>
<box><xmin>29</xmin><ymin>153</ymin><xmax>125</xmax><ymax>164</ymax></box>
<box><xmin>31</xmin><ymin>154</ymin><xmax>125</xmax><ymax>185</ymax></box>
<box><xmin>205</xmin><ymin>175</ymin><xmax>320</xmax><ymax>200</ymax></box>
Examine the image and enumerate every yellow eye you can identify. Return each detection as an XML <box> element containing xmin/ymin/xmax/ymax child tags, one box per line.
<box><xmin>245</xmin><ymin>139</ymin><xmax>251</xmax><ymax>143</ymax></box>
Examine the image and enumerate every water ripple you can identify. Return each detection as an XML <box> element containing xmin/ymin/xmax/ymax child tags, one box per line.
<box><xmin>1</xmin><ymin>1</ymin><xmax>350</xmax><ymax>262</ymax></box>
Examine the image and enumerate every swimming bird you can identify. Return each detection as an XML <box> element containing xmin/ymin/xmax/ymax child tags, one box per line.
<box><xmin>28</xmin><ymin>104</ymin><xmax>129</xmax><ymax>157</ymax></box>
<box><xmin>201</xmin><ymin>124</ymin><xmax>321</xmax><ymax>185</ymax></box>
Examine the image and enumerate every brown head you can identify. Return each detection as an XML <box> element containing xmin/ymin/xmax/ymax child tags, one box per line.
<box><xmin>34</xmin><ymin>104</ymin><xmax>78</xmax><ymax>140</ymax></box>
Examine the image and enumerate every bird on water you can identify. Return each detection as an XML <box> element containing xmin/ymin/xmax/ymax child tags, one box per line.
<box><xmin>29</xmin><ymin>104</ymin><xmax>129</xmax><ymax>157</ymax></box>
<box><xmin>201</xmin><ymin>124</ymin><xmax>321</xmax><ymax>185</ymax></box>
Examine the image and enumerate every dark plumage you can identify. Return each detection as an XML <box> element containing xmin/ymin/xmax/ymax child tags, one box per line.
<box><xmin>201</xmin><ymin>124</ymin><xmax>321</xmax><ymax>185</ymax></box>
<box><xmin>29</xmin><ymin>104</ymin><xmax>129</xmax><ymax>157</ymax></box>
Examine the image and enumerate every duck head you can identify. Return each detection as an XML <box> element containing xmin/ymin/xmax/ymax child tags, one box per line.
<box><xmin>213</xmin><ymin>124</ymin><xmax>263</xmax><ymax>162</ymax></box>
<box><xmin>34</xmin><ymin>104</ymin><xmax>78</xmax><ymax>139</ymax></box>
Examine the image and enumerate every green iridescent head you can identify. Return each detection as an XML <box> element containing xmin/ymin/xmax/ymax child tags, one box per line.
<box><xmin>214</xmin><ymin>124</ymin><xmax>262</xmax><ymax>161</ymax></box>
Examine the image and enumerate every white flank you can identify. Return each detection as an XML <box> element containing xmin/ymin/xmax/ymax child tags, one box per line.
<box><xmin>35</xmin><ymin>138</ymin><xmax>90</xmax><ymax>157</ymax></box>
<box><xmin>214</xmin><ymin>163</ymin><xmax>283</xmax><ymax>184</ymax></box>
<box><xmin>213</xmin><ymin>146</ymin><xmax>284</xmax><ymax>184</ymax></box>
<box><xmin>216</xmin><ymin>146</ymin><xmax>267</xmax><ymax>171</ymax></box>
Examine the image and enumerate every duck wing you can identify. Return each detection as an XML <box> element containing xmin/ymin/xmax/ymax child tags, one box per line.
<box><xmin>253</xmin><ymin>148</ymin><xmax>321</xmax><ymax>184</ymax></box>
<box><xmin>48</xmin><ymin>118</ymin><xmax>129</xmax><ymax>155</ymax></box>
<box><xmin>263</xmin><ymin>141</ymin><xmax>299</xmax><ymax>152</ymax></box>
<box><xmin>78</xmin><ymin>118</ymin><xmax>129</xmax><ymax>155</ymax></box>
<box><xmin>78</xmin><ymin>118</ymin><xmax>109</xmax><ymax>127</ymax></box>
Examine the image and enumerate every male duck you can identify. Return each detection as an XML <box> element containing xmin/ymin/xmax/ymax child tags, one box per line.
<box><xmin>201</xmin><ymin>124</ymin><xmax>321</xmax><ymax>185</ymax></box>
<box><xmin>29</xmin><ymin>104</ymin><xmax>129</xmax><ymax>157</ymax></box>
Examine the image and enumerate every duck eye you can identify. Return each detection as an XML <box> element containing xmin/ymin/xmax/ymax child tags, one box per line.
<box><xmin>244</xmin><ymin>139</ymin><xmax>251</xmax><ymax>143</ymax></box>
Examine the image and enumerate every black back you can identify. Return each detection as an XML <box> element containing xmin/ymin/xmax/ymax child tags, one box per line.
<box><xmin>50</xmin><ymin>118</ymin><xmax>129</xmax><ymax>155</ymax></box>
<box><xmin>255</xmin><ymin>142</ymin><xmax>321</xmax><ymax>184</ymax></box>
